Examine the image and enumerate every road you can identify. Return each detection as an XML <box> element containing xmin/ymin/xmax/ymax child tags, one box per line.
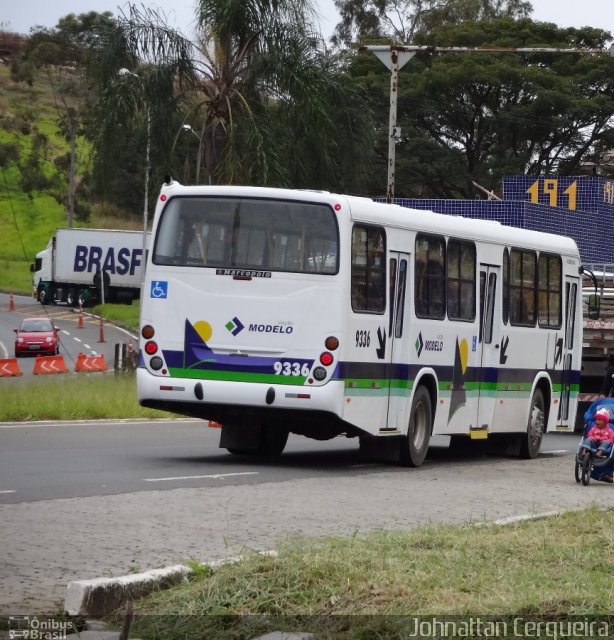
<box><xmin>0</xmin><ymin>292</ymin><xmax>136</xmax><ymax>376</ymax></box>
<box><xmin>2</xmin><ymin>419</ymin><xmax>610</xmax><ymax>615</ymax></box>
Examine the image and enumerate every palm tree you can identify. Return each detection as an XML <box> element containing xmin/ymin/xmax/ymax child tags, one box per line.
<box><xmin>91</xmin><ymin>0</ymin><xmax>375</xmax><ymax>190</ymax></box>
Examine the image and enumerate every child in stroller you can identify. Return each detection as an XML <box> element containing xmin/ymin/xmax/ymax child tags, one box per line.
<box><xmin>576</xmin><ymin>399</ymin><xmax>614</xmax><ymax>485</ymax></box>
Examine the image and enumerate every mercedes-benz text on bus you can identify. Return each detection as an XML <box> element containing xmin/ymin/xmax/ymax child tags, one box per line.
<box><xmin>137</xmin><ymin>179</ymin><xmax>582</xmax><ymax>466</ymax></box>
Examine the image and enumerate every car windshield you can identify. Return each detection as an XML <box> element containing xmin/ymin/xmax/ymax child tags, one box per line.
<box><xmin>20</xmin><ymin>319</ymin><xmax>53</xmax><ymax>332</ymax></box>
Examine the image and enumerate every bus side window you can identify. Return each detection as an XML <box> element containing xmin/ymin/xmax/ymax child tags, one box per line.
<box><xmin>415</xmin><ymin>234</ymin><xmax>445</xmax><ymax>319</ymax></box>
<box><xmin>351</xmin><ymin>225</ymin><xmax>386</xmax><ymax>313</ymax></box>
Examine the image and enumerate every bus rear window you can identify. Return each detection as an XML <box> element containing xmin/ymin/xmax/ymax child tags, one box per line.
<box><xmin>153</xmin><ymin>197</ymin><xmax>339</xmax><ymax>274</ymax></box>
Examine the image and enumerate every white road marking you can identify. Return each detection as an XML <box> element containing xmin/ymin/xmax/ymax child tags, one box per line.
<box><xmin>74</xmin><ymin>338</ymin><xmax>82</xmax><ymax>343</ymax></box>
<box><xmin>0</xmin><ymin>490</ymin><xmax>16</xmax><ymax>494</ymax></box>
<box><xmin>143</xmin><ymin>472</ymin><xmax>259</xmax><ymax>482</ymax></box>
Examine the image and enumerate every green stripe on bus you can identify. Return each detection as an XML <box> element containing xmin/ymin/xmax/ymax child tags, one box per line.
<box><xmin>168</xmin><ymin>368</ymin><xmax>305</xmax><ymax>385</ymax></box>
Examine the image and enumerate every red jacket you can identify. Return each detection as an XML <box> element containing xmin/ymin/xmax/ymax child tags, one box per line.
<box><xmin>587</xmin><ymin>423</ymin><xmax>614</xmax><ymax>442</ymax></box>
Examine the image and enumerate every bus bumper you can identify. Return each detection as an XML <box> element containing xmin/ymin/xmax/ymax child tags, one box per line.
<box><xmin>137</xmin><ymin>368</ymin><xmax>345</xmax><ymax>417</ymax></box>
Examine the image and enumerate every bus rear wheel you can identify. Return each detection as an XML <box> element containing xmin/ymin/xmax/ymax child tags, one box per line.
<box><xmin>400</xmin><ymin>386</ymin><xmax>432</xmax><ymax>467</ymax></box>
<box><xmin>519</xmin><ymin>388</ymin><xmax>545</xmax><ymax>459</ymax></box>
<box><xmin>224</xmin><ymin>424</ymin><xmax>288</xmax><ymax>456</ymax></box>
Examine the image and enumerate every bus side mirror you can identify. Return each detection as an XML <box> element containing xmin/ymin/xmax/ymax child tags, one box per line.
<box><xmin>588</xmin><ymin>294</ymin><xmax>601</xmax><ymax>320</ymax></box>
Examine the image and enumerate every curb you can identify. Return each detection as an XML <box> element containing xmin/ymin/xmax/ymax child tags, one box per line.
<box><xmin>64</xmin><ymin>552</ymin><xmax>278</xmax><ymax>617</ymax></box>
<box><xmin>64</xmin><ymin>565</ymin><xmax>191</xmax><ymax>616</ymax></box>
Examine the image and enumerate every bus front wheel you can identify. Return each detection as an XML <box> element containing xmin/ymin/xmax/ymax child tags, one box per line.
<box><xmin>400</xmin><ymin>386</ymin><xmax>432</xmax><ymax>467</ymax></box>
<box><xmin>519</xmin><ymin>388</ymin><xmax>545</xmax><ymax>459</ymax></box>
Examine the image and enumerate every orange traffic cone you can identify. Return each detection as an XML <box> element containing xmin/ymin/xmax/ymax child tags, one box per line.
<box><xmin>77</xmin><ymin>306</ymin><xmax>84</xmax><ymax>329</ymax></box>
<box><xmin>9</xmin><ymin>292</ymin><xmax>15</xmax><ymax>311</ymax></box>
<box><xmin>98</xmin><ymin>316</ymin><xmax>106</xmax><ymax>343</ymax></box>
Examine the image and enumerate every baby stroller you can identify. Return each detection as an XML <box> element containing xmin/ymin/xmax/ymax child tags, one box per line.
<box><xmin>575</xmin><ymin>398</ymin><xmax>614</xmax><ymax>486</ymax></box>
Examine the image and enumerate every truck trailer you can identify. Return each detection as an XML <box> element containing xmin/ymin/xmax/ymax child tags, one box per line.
<box><xmin>32</xmin><ymin>228</ymin><xmax>150</xmax><ymax>307</ymax></box>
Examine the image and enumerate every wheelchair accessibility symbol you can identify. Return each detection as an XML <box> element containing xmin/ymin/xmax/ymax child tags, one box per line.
<box><xmin>150</xmin><ymin>280</ymin><xmax>168</xmax><ymax>299</ymax></box>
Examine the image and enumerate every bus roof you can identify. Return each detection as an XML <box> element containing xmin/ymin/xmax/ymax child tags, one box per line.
<box><xmin>157</xmin><ymin>181</ymin><xmax>580</xmax><ymax>257</ymax></box>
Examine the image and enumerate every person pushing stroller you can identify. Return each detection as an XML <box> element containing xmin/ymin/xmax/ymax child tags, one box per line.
<box><xmin>580</xmin><ymin>407</ymin><xmax>614</xmax><ymax>458</ymax></box>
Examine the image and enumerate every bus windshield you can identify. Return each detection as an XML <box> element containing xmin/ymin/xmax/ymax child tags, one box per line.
<box><xmin>153</xmin><ymin>196</ymin><xmax>339</xmax><ymax>274</ymax></box>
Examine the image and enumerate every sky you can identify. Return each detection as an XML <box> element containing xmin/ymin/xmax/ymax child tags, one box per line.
<box><xmin>2</xmin><ymin>0</ymin><xmax>614</xmax><ymax>43</ymax></box>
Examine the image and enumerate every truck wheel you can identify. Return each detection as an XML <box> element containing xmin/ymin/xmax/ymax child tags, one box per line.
<box><xmin>38</xmin><ymin>287</ymin><xmax>50</xmax><ymax>305</ymax></box>
<box><xmin>519</xmin><ymin>388</ymin><xmax>545</xmax><ymax>459</ymax></box>
<box><xmin>399</xmin><ymin>386</ymin><xmax>432</xmax><ymax>467</ymax></box>
<box><xmin>78</xmin><ymin>290</ymin><xmax>89</xmax><ymax>307</ymax></box>
<box><xmin>66</xmin><ymin>289</ymin><xmax>77</xmax><ymax>307</ymax></box>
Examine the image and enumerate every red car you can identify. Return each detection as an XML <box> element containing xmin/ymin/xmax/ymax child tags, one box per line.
<box><xmin>14</xmin><ymin>317</ymin><xmax>60</xmax><ymax>357</ymax></box>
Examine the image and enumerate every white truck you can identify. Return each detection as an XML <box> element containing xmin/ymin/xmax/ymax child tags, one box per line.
<box><xmin>32</xmin><ymin>228</ymin><xmax>150</xmax><ymax>307</ymax></box>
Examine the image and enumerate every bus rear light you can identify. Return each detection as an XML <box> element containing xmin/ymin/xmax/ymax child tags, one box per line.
<box><xmin>150</xmin><ymin>356</ymin><xmax>164</xmax><ymax>370</ymax></box>
<box><xmin>313</xmin><ymin>366</ymin><xmax>327</xmax><ymax>381</ymax></box>
<box><xmin>142</xmin><ymin>325</ymin><xmax>155</xmax><ymax>339</ymax></box>
<box><xmin>145</xmin><ymin>341</ymin><xmax>158</xmax><ymax>355</ymax></box>
<box><xmin>325</xmin><ymin>336</ymin><xmax>339</xmax><ymax>350</ymax></box>
<box><xmin>319</xmin><ymin>352</ymin><xmax>334</xmax><ymax>366</ymax></box>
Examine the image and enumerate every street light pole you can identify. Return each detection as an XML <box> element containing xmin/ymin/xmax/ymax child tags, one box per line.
<box><xmin>119</xmin><ymin>68</ymin><xmax>150</xmax><ymax>283</ymax></box>
<box><xmin>182</xmin><ymin>124</ymin><xmax>211</xmax><ymax>185</ymax></box>
<box><xmin>181</xmin><ymin>124</ymin><xmax>201</xmax><ymax>184</ymax></box>
<box><xmin>142</xmin><ymin>106</ymin><xmax>151</xmax><ymax>282</ymax></box>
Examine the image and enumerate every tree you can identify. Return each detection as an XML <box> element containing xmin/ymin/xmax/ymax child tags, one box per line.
<box><xmin>89</xmin><ymin>1</ymin><xmax>375</xmax><ymax>192</ymax></box>
<box><xmin>347</xmin><ymin>18</ymin><xmax>614</xmax><ymax>198</ymax></box>
<box><xmin>11</xmin><ymin>12</ymin><xmax>116</xmax><ymax>225</ymax></box>
<box><xmin>332</xmin><ymin>0</ymin><xmax>531</xmax><ymax>47</ymax></box>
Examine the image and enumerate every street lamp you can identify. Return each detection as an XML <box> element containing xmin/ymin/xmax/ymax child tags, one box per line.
<box><xmin>181</xmin><ymin>124</ymin><xmax>210</xmax><ymax>185</ymax></box>
<box><xmin>119</xmin><ymin>68</ymin><xmax>150</xmax><ymax>283</ymax></box>
<box><xmin>181</xmin><ymin>124</ymin><xmax>201</xmax><ymax>184</ymax></box>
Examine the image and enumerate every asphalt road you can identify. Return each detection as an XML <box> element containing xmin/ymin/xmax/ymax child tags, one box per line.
<box><xmin>0</xmin><ymin>420</ymin><xmax>578</xmax><ymax>504</ymax></box>
<box><xmin>2</xmin><ymin>419</ymin><xmax>607</xmax><ymax>616</ymax></box>
<box><xmin>0</xmin><ymin>292</ymin><xmax>136</xmax><ymax>377</ymax></box>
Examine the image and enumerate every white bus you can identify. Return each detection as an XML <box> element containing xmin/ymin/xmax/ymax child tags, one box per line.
<box><xmin>137</xmin><ymin>179</ymin><xmax>582</xmax><ymax>466</ymax></box>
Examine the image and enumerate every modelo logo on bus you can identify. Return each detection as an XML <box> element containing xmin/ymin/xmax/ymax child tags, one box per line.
<box><xmin>73</xmin><ymin>245</ymin><xmax>144</xmax><ymax>276</ymax></box>
<box><xmin>249</xmin><ymin>323</ymin><xmax>294</xmax><ymax>334</ymax></box>
<box><xmin>425</xmin><ymin>339</ymin><xmax>444</xmax><ymax>351</ymax></box>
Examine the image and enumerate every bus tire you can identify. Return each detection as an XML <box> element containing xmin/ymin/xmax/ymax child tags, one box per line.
<box><xmin>258</xmin><ymin>425</ymin><xmax>289</xmax><ymax>456</ymax></box>
<box><xmin>400</xmin><ymin>386</ymin><xmax>432</xmax><ymax>467</ymax></box>
<box><xmin>519</xmin><ymin>388</ymin><xmax>545</xmax><ymax>459</ymax></box>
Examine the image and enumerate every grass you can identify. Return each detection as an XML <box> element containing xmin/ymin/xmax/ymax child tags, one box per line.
<box><xmin>114</xmin><ymin>507</ymin><xmax>613</xmax><ymax>639</ymax></box>
<box><xmin>0</xmin><ymin>373</ymin><xmax>168</xmax><ymax>421</ymax></box>
<box><xmin>92</xmin><ymin>302</ymin><xmax>140</xmax><ymax>333</ymax></box>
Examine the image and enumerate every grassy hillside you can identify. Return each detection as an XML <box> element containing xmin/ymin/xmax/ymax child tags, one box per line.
<box><xmin>0</xmin><ymin>62</ymin><xmax>140</xmax><ymax>294</ymax></box>
<box><xmin>0</xmin><ymin>63</ymin><xmax>68</xmax><ymax>292</ymax></box>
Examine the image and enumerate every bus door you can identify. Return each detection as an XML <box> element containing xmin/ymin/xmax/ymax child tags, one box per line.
<box><xmin>559</xmin><ymin>276</ymin><xmax>579</xmax><ymax>424</ymax></box>
<box><xmin>385</xmin><ymin>252</ymin><xmax>410</xmax><ymax>430</ymax></box>
<box><xmin>476</xmin><ymin>264</ymin><xmax>501</xmax><ymax>432</ymax></box>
